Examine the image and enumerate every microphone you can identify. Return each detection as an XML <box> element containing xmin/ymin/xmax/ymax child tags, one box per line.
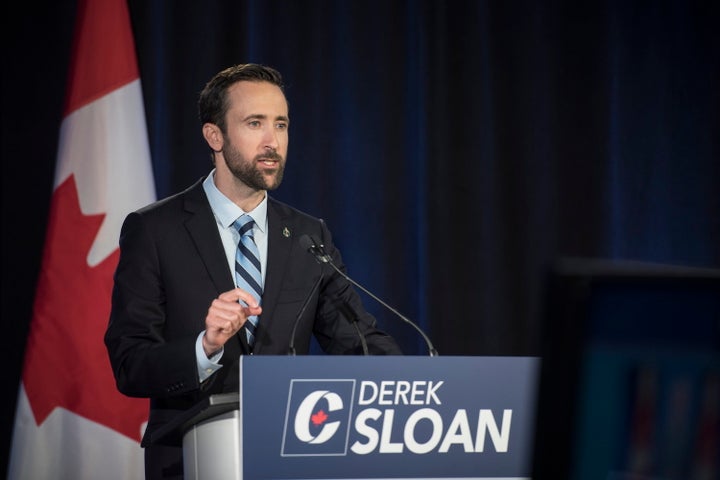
<box><xmin>288</xmin><ymin>270</ymin><xmax>324</xmax><ymax>355</ymax></box>
<box><xmin>299</xmin><ymin>234</ymin><xmax>368</xmax><ymax>354</ymax></box>
<box><xmin>299</xmin><ymin>234</ymin><xmax>331</xmax><ymax>263</ymax></box>
<box><xmin>300</xmin><ymin>234</ymin><xmax>439</xmax><ymax>356</ymax></box>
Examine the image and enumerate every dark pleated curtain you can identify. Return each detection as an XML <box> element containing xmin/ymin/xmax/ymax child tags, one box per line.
<box><xmin>127</xmin><ymin>0</ymin><xmax>720</xmax><ymax>355</ymax></box>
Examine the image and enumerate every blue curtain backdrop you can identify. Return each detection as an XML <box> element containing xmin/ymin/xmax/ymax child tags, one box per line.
<box><xmin>127</xmin><ymin>0</ymin><xmax>720</xmax><ymax>355</ymax></box>
<box><xmin>2</xmin><ymin>0</ymin><xmax>719</xmax><ymax>472</ymax></box>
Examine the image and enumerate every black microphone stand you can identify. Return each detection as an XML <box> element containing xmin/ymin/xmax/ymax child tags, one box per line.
<box><xmin>287</xmin><ymin>272</ymin><xmax>323</xmax><ymax>355</ymax></box>
<box><xmin>306</xmin><ymin>235</ymin><xmax>439</xmax><ymax>356</ymax></box>
<box><xmin>333</xmin><ymin>299</ymin><xmax>370</xmax><ymax>355</ymax></box>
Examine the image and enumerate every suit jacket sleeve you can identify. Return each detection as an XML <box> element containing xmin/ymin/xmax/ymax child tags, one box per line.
<box><xmin>104</xmin><ymin>210</ymin><xmax>204</xmax><ymax>399</ymax></box>
<box><xmin>104</xmin><ymin>180</ymin><xmax>240</xmax><ymax>402</ymax></box>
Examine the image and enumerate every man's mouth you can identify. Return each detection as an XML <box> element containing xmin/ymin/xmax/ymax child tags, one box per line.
<box><xmin>258</xmin><ymin>158</ymin><xmax>278</xmax><ymax>166</ymax></box>
<box><xmin>256</xmin><ymin>151</ymin><xmax>282</xmax><ymax>166</ymax></box>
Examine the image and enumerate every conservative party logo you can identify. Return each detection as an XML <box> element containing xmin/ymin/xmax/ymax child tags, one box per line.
<box><xmin>281</xmin><ymin>379</ymin><xmax>356</xmax><ymax>456</ymax></box>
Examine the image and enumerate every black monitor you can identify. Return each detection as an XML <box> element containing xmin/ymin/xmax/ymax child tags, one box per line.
<box><xmin>532</xmin><ymin>258</ymin><xmax>720</xmax><ymax>480</ymax></box>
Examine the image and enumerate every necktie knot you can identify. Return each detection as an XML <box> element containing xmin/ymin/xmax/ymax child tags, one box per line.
<box><xmin>233</xmin><ymin>215</ymin><xmax>255</xmax><ymax>239</ymax></box>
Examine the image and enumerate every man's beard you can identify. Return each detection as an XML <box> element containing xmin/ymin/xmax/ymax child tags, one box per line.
<box><xmin>223</xmin><ymin>139</ymin><xmax>285</xmax><ymax>191</ymax></box>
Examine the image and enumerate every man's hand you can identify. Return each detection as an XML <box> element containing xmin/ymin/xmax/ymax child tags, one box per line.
<box><xmin>203</xmin><ymin>288</ymin><xmax>262</xmax><ymax>356</ymax></box>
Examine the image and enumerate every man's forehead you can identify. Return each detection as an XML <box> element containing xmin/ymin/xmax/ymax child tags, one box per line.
<box><xmin>228</xmin><ymin>81</ymin><xmax>287</xmax><ymax>107</ymax></box>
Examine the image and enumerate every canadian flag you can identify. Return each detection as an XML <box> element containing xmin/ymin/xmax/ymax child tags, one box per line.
<box><xmin>8</xmin><ymin>0</ymin><xmax>154</xmax><ymax>478</ymax></box>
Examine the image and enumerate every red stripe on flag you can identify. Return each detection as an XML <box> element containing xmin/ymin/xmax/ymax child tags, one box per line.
<box><xmin>64</xmin><ymin>0</ymin><xmax>140</xmax><ymax>115</ymax></box>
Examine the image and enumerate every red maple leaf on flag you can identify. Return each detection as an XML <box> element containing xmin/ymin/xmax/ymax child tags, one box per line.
<box><xmin>22</xmin><ymin>175</ymin><xmax>147</xmax><ymax>442</ymax></box>
<box><xmin>311</xmin><ymin>409</ymin><xmax>329</xmax><ymax>426</ymax></box>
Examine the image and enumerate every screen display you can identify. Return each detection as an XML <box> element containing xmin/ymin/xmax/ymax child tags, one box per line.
<box><xmin>573</xmin><ymin>280</ymin><xmax>719</xmax><ymax>479</ymax></box>
<box><xmin>533</xmin><ymin>262</ymin><xmax>720</xmax><ymax>480</ymax></box>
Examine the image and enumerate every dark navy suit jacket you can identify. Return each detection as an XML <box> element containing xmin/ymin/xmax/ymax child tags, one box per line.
<box><xmin>104</xmin><ymin>178</ymin><xmax>401</xmax><ymax>477</ymax></box>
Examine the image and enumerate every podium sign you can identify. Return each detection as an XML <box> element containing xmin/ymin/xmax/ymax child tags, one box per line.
<box><xmin>238</xmin><ymin>356</ymin><xmax>539</xmax><ymax>479</ymax></box>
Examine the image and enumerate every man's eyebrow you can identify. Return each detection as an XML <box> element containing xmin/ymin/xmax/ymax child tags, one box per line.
<box><xmin>242</xmin><ymin>114</ymin><xmax>289</xmax><ymax>123</ymax></box>
<box><xmin>242</xmin><ymin>113</ymin><xmax>267</xmax><ymax>121</ymax></box>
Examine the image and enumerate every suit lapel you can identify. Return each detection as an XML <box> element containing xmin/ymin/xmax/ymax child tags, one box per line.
<box><xmin>253</xmin><ymin>198</ymin><xmax>294</xmax><ymax>353</ymax></box>
<box><xmin>182</xmin><ymin>180</ymin><xmax>235</xmax><ymax>293</ymax></box>
<box><xmin>182</xmin><ymin>179</ymin><xmax>249</xmax><ymax>354</ymax></box>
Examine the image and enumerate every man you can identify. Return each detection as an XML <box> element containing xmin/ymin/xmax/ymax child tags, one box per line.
<box><xmin>104</xmin><ymin>64</ymin><xmax>402</xmax><ymax>479</ymax></box>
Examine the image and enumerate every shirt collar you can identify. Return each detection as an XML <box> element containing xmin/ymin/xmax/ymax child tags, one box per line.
<box><xmin>202</xmin><ymin>170</ymin><xmax>268</xmax><ymax>232</ymax></box>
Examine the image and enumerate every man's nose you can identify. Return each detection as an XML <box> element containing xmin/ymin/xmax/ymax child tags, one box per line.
<box><xmin>262</xmin><ymin>127</ymin><xmax>279</xmax><ymax>151</ymax></box>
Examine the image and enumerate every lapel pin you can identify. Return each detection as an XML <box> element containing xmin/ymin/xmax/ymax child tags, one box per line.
<box><xmin>282</xmin><ymin>227</ymin><xmax>291</xmax><ymax>238</ymax></box>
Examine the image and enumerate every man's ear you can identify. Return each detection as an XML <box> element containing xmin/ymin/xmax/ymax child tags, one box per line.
<box><xmin>202</xmin><ymin>123</ymin><xmax>223</xmax><ymax>152</ymax></box>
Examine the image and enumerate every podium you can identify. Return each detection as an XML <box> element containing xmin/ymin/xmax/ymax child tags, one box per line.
<box><xmin>156</xmin><ymin>355</ymin><xmax>539</xmax><ymax>479</ymax></box>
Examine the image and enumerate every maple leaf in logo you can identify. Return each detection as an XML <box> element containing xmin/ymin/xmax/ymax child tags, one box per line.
<box><xmin>311</xmin><ymin>409</ymin><xmax>329</xmax><ymax>426</ymax></box>
<box><xmin>22</xmin><ymin>176</ymin><xmax>147</xmax><ymax>442</ymax></box>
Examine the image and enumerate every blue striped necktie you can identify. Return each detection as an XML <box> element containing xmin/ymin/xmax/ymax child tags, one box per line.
<box><xmin>232</xmin><ymin>214</ymin><xmax>263</xmax><ymax>347</ymax></box>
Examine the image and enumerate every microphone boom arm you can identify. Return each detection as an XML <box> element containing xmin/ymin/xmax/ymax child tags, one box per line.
<box><xmin>300</xmin><ymin>233</ymin><xmax>439</xmax><ymax>356</ymax></box>
<box><xmin>325</xmin><ymin>260</ymin><xmax>439</xmax><ymax>356</ymax></box>
<box><xmin>308</xmin><ymin>237</ymin><xmax>438</xmax><ymax>356</ymax></box>
<box><xmin>288</xmin><ymin>272</ymin><xmax>323</xmax><ymax>355</ymax></box>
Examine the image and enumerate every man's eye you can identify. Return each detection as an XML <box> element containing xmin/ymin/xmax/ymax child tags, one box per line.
<box><xmin>276</xmin><ymin>123</ymin><xmax>288</xmax><ymax>131</ymax></box>
<box><xmin>248</xmin><ymin>120</ymin><xmax>261</xmax><ymax>127</ymax></box>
